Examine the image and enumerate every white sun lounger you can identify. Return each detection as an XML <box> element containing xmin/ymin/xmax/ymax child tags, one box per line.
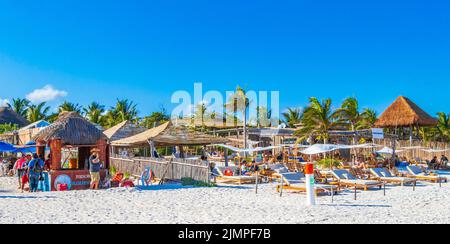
<box><xmin>370</xmin><ymin>168</ymin><xmax>416</xmax><ymax>186</ymax></box>
<box><xmin>406</xmin><ymin>166</ymin><xmax>447</xmax><ymax>183</ymax></box>
<box><xmin>275</xmin><ymin>172</ymin><xmax>339</xmax><ymax>195</ymax></box>
<box><xmin>332</xmin><ymin>169</ymin><xmax>383</xmax><ymax>191</ymax></box>
<box><xmin>214</xmin><ymin>166</ymin><xmax>256</xmax><ymax>184</ymax></box>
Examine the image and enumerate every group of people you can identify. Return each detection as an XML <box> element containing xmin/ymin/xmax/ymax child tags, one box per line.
<box><xmin>14</xmin><ymin>153</ymin><xmax>48</xmax><ymax>193</ymax></box>
<box><xmin>428</xmin><ymin>155</ymin><xmax>449</xmax><ymax>170</ymax></box>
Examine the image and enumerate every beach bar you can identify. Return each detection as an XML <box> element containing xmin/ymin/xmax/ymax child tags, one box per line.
<box><xmin>33</xmin><ymin>112</ymin><xmax>109</xmax><ymax>191</ymax></box>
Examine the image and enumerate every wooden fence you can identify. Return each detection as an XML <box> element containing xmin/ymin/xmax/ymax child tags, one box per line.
<box><xmin>109</xmin><ymin>155</ymin><xmax>211</xmax><ymax>183</ymax></box>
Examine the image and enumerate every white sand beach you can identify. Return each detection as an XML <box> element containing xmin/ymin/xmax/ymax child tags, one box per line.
<box><xmin>0</xmin><ymin>174</ymin><xmax>449</xmax><ymax>224</ymax></box>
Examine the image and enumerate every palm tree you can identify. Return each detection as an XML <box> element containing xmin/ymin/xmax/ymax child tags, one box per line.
<box><xmin>195</xmin><ymin>102</ymin><xmax>208</xmax><ymax>127</ymax></box>
<box><xmin>58</xmin><ymin>101</ymin><xmax>83</xmax><ymax>114</ymax></box>
<box><xmin>295</xmin><ymin>97</ymin><xmax>339</xmax><ymax>144</ymax></box>
<box><xmin>227</xmin><ymin>86</ymin><xmax>250</xmax><ymax>149</ymax></box>
<box><xmin>357</xmin><ymin>108</ymin><xmax>378</xmax><ymax>130</ymax></box>
<box><xmin>27</xmin><ymin>102</ymin><xmax>50</xmax><ymax>123</ymax></box>
<box><xmin>10</xmin><ymin>98</ymin><xmax>30</xmax><ymax>117</ymax></box>
<box><xmin>256</xmin><ymin>106</ymin><xmax>272</xmax><ymax>128</ymax></box>
<box><xmin>83</xmin><ymin>102</ymin><xmax>106</xmax><ymax>125</ymax></box>
<box><xmin>141</xmin><ymin>110</ymin><xmax>170</xmax><ymax>129</ymax></box>
<box><xmin>337</xmin><ymin>97</ymin><xmax>361</xmax><ymax>129</ymax></box>
<box><xmin>436</xmin><ymin>112</ymin><xmax>449</xmax><ymax>141</ymax></box>
<box><xmin>112</xmin><ymin>99</ymin><xmax>139</xmax><ymax>123</ymax></box>
<box><xmin>282</xmin><ymin>108</ymin><xmax>302</xmax><ymax>128</ymax></box>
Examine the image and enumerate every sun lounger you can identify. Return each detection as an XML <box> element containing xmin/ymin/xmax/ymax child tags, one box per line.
<box><xmin>406</xmin><ymin>166</ymin><xmax>447</xmax><ymax>183</ymax></box>
<box><xmin>332</xmin><ymin>169</ymin><xmax>383</xmax><ymax>191</ymax></box>
<box><xmin>275</xmin><ymin>172</ymin><xmax>340</xmax><ymax>196</ymax></box>
<box><xmin>370</xmin><ymin>168</ymin><xmax>416</xmax><ymax>186</ymax></box>
<box><xmin>213</xmin><ymin>166</ymin><xmax>256</xmax><ymax>184</ymax></box>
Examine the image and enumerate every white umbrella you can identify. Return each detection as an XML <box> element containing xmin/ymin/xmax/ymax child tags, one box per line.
<box><xmin>376</xmin><ymin>147</ymin><xmax>404</xmax><ymax>155</ymax></box>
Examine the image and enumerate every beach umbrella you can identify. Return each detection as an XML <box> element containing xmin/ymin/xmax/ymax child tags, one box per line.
<box><xmin>376</xmin><ymin>147</ymin><xmax>404</xmax><ymax>155</ymax></box>
<box><xmin>0</xmin><ymin>141</ymin><xmax>16</xmax><ymax>153</ymax></box>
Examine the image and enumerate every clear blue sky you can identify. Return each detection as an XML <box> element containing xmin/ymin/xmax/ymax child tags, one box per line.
<box><xmin>0</xmin><ymin>0</ymin><xmax>449</xmax><ymax>116</ymax></box>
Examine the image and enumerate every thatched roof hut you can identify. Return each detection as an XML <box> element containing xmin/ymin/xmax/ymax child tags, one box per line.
<box><xmin>0</xmin><ymin>107</ymin><xmax>29</xmax><ymax>127</ymax></box>
<box><xmin>111</xmin><ymin>121</ymin><xmax>228</xmax><ymax>147</ymax></box>
<box><xmin>33</xmin><ymin>112</ymin><xmax>107</xmax><ymax>146</ymax></box>
<box><xmin>375</xmin><ymin>96</ymin><xmax>438</xmax><ymax>128</ymax></box>
<box><xmin>103</xmin><ymin>120</ymin><xmax>147</xmax><ymax>141</ymax></box>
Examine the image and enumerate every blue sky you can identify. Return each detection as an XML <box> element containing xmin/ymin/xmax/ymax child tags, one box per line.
<box><xmin>0</xmin><ymin>0</ymin><xmax>449</xmax><ymax>116</ymax></box>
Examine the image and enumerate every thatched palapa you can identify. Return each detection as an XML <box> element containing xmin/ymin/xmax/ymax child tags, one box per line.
<box><xmin>375</xmin><ymin>96</ymin><xmax>438</xmax><ymax>128</ymax></box>
<box><xmin>103</xmin><ymin>120</ymin><xmax>147</xmax><ymax>141</ymax></box>
<box><xmin>112</xmin><ymin>121</ymin><xmax>228</xmax><ymax>147</ymax></box>
<box><xmin>33</xmin><ymin>112</ymin><xmax>107</xmax><ymax>145</ymax></box>
<box><xmin>0</xmin><ymin>107</ymin><xmax>30</xmax><ymax>127</ymax></box>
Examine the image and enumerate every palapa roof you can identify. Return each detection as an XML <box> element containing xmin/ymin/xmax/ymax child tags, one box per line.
<box><xmin>112</xmin><ymin>121</ymin><xmax>228</xmax><ymax>147</ymax></box>
<box><xmin>103</xmin><ymin>120</ymin><xmax>147</xmax><ymax>141</ymax></box>
<box><xmin>33</xmin><ymin>112</ymin><xmax>107</xmax><ymax>145</ymax></box>
<box><xmin>0</xmin><ymin>107</ymin><xmax>30</xmax><ymax>127</ymax></box>
<box><xmin>375</xmin><ymin>96</ymin><xmax>438</xmax><ymax>128</ymax></box>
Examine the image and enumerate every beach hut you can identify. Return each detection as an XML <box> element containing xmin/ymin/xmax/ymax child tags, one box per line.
<box><xmin>0</xmin><ymin>107</ymin><xmax>30</xmax><ymax>127</ymax></box>
<box><xmin>375</xmin><ymin>96</ymin><xmax>437</xmax><ymax>134</ymax></box>
<box><xmin>111</xmin><ymin>121</ymin><xmax>228</xmax><ymax>157</ymax></box>
<box><xmin>375</xmin><ymin>96</ymin><xmax>438</xmax><ymax>160</ymax></box>
<box><xmin>103</xmin><ymin>120</ymin><xmax>147</xmax><ymax>141</ymax></box>
<box><xmin>33</xmin><ymin>112</ymin><xmax>109</xmax><ymax>191</ymax></box>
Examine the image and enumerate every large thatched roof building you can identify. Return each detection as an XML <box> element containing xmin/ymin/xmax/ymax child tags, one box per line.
<box><xmin>375</xmin><ymin>96</ymin><xmax>438</xmax><ymax>128</ymax></box>
<box><xmin>111</xmin><ymin>121</ymin><xmax>228</xmax><ymax>147</ymax></box>
<box><xmin>0</xmin><ymin>107</ymin><xmax>30</xmax><ymax>127</ymax></box>
<box><xmin>103</xmin><ymin>120</ymin><xmax>147</xmax><ymax>141</ymax></box>
<box><xmin>33</xmin><ymin>112</ymin><xmax>107</xmax><ymax>146</ymax></box>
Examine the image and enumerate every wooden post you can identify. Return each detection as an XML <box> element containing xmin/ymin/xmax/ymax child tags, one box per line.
<box><xmin>49</xmin><ymin>139</ymin><xmax>62</xmax><ymax>170</ymax></box>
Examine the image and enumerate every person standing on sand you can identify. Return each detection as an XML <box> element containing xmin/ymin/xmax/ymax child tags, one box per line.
<box><xmin>27</xmin><ymin>154</ymin><xmax>44</xmax><ymax>193</ymax></box>
<box><xmin>89</xmin><ymin>149</ymin><xmax>102</xmax><ymax>190</ymax></box>
<box><xmin>13</xmin><ymin>154</ymin><xmax>27</xmax><ymax>189</ymax></box>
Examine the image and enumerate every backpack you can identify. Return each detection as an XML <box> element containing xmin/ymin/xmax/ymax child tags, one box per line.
<box><xmin>30</xmin><ymin>159</ymin><xmax>43</xmax><ymax>174</ymax></box>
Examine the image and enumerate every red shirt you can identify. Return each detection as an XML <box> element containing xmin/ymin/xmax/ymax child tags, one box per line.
<box><xmin>14</xmin><ymin>158</ymin><xmax>27</xmax><ymax>170</ymax></box>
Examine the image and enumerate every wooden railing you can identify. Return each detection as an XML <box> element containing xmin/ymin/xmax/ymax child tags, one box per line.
<box><xmin>109</xmin><ymin>155</ymin><xmax>211</xmax><ymax>183</ymax></box>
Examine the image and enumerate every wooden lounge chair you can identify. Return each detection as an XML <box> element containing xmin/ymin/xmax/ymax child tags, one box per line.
<box><xmin>406</xmin><ymin>166</ymin><xmax>447</xmax><ymax>183</ymax></box>
<box><xmin>331</xmin><ymin>170</ymin><xmax>383</xmax><ymax>191</ymax></box>
<box><xmin>213</xmin><ymin>166</ymin><xmax>256</xmax><ymax>185</ymax></box>
<box><xmin>370</xmin><ymin>168</ymin><xmax>417</xmax><ymax>186</ymax></box>
<box><xmin>275</xmin><ymin>172</ymin><xmax>340</xmax><ymax>196</ymax></box>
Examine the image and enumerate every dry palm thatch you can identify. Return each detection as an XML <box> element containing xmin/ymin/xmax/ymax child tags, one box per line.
<box><xmin>0</xmin><ymin>107</ymin><xmax>30</xmax><ymax>127</ymax></box>
<box><xmin>103</xmin><ymin>120</ymin><xmax>147</xmax><ymax>141</ymax></box>
<box><xmin>375</xmin><ymin>96</ymin><xmax>438</xmax><ymax>128</ymax></box>
<box><xmin>33</xmin><ymin>111</ymin><xmax>107</xmax><ymax>145</ymax></box>
<box><xmin>112</xmin><ymin>121</ymin><xmax>228</xmax><ymax>147</ymax></box>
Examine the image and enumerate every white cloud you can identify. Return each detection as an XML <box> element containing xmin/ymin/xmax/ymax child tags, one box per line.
<box><xmin>26</xmin><ymin>85</ymin><xmax>68</xmax><ymax>104</ymax></box>
<box><xmin>0</xmin><ymin>98</ymin><xmax>10</xmax><ymax>107</ymax></box>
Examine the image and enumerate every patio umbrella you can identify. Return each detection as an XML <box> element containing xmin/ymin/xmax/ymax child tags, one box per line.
<box><xmin>0</xmin><ymin>141</ymin><xmax>16</xmax><ymax>153</ymax></box>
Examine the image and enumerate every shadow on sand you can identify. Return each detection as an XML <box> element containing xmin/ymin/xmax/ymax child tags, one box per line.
<box><xmin>0</xmin><ymin>195</ymin><xmax>57</xmax><ymax>199</ymax></box>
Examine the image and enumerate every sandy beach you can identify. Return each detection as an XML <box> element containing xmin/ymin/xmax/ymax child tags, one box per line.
<box><xmin>0</xmin><ymin>173</ymin><xmax>449</xmax><ymax>224</ymax></box>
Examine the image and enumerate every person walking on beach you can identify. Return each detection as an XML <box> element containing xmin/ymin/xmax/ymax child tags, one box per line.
<box><xmin>13</xmin><ymin>154</ymin><xmax>28</xmax><ymax>189</ymax></box>
<box><xmin>89</xmin><ymin>149</ymin><xmax>102</xmax><ymax>190</ymax></box>
<box><xmin>27</xmin><ymin>154</ymin><xmax>44</xmax><ymax>193</ymax></box>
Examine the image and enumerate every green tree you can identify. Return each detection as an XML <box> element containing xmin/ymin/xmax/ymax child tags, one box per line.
<box><xmin>58</xmin><ymin>101</ymin><xmax>83</xmax><ymax>114</ymax></box>
<box><xmin>10</xmin><ymin>98</ymin><xmax>30</xmax><ymax>117</ymax></box>
<box><xmin>282</xmin><ymin>108</ymin><xmax>302</xmax><ymax>128</ymax></box>
<box><xmin>436</xmin><ymin>112</ymin><xmax>449</xmax><ymax>141</ymax></box>
<box><xmin>113</xmin><ymin>99</ymin><xmax>138</xmax><ymax>123</ymax></box>
<box><xmin>141</xmin><ymin>109</ymin><xmax>170</xmax><ymax>129</ymax></box>
<box><xmin>0</xmin><ymin>123</ymin><xmax>18</xmax><ymax>134</ymax></box>
<box><xmin>27</xmin><ymin>102</ymin><xmax>50</xmax><ymax>123</ymax></box>
<box><xmin>83</xmin><ymin>102</ymin><xmax>106</xmax><ymax>125</ymax></box>
<box><xmin>227</xmin><ymin>86</ymin><xmax>250</xmax><ymax>148</ymax></box>
<box><xmin>295</xmin><ymin>97</ymin><xmax>339</xmax><ymax>144</ymax></box>
<box><xmin>357</xmin><ymin>108</ymin><xmax>378</xmax><ymax>130</ymax></box>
